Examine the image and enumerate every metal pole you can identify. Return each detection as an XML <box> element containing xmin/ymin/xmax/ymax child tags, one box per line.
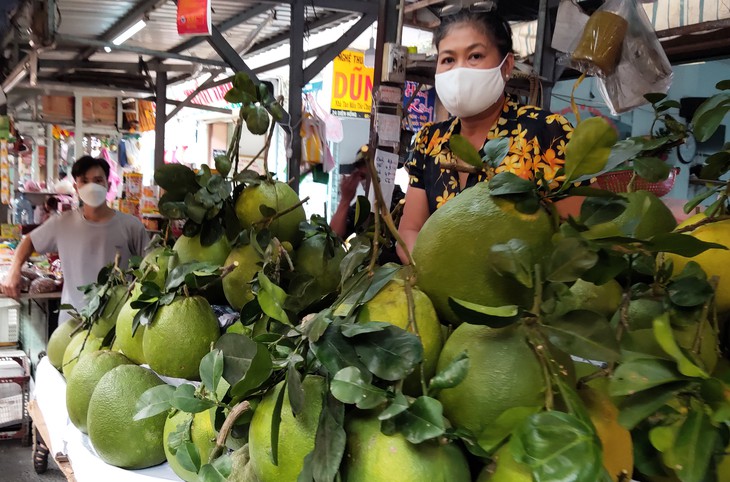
<box><xmin>288</xmin><ymin>0</ymin><xmax>305</xmax><ymax>193</ymax></box>
<box><xmin>154</xmin><ymin>72</ymin><xmax>167</xmax><ymax>171</ymax></box>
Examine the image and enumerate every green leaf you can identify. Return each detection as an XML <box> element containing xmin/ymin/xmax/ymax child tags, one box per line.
<box><xmin>483</xmin><ymin>136</ymin><xmax>510</xmax><ymax>167</ymax></box>
<box><xmin>717</xmin><ymin>80</ymin><xmax>730</xmax><ymax>91</ymax></box>
<box><xmin>214</xmin><ymin>155</ymin><xmax>232</xmax><ymax>178</ymax></box>
<box><xmin>270</xmin><ymin>382</ymin><xmax>286</xmax><ymax>466</ymax></box>
<box><xmin>230</xmin><ymin>343</ymin><xmax>273</xmax><ymax>398</ymax></box>
<box><xmin>701</xmin><ymin>378</ymin><xmax>730</xmax><ymax>424</ymax></box>
<box><xmin>339</xmin><ymin>240</ymin><xmax>370</xmax><ymax>285</ymax></box>
<box><xmin>287</xmin><ymin>365</ymin><xmax>305</xmax><ymax>416</ymax></box>
<box><xmin>645</xmin><ymin>93</ymin><xmax>668</xmax><ymax>104</ymax></box>
<box><xmin>449</xmin><ymin>134</ymin><xmax>483</xmax><ymax>168</ymax></box>
<box><xmin>354</xmin><ymin>196</ymin><xmax>370</xmax><ymax>229</ymax></box>
<box><xmin>224</xmin><ymin>87</ymin><xmax>245</xmax><ymax>104</ymax></box>
<box><xmin>340</xmin><ymin>321</ymin><xmax>390</xmax><ymax>338</ymax></box>
<box><xmin>159</xmin><ymin>201</ymin><xmax>187</xmax><ymax>219</ymax></box>
<box><xmin>233</xmin><ymin>72</ymin><xmax>257</xmax><ymax>98</ymax></box>
<box><xmin>699</xmin><ymin>150</ymin><xmax>730</xmax><ymax>180</ymax></box>
<box><xmin>595</xmin><ymin>138</ymin><xmax>646</xmax><ymax>179</ymax></box>
<box><xmin>200</xmin><ymin>219</ymin><xmax>225</xmax><ymax>248</ymax></box>
<box><xmin>171</xmin><ymin>384</ymin><xmax>216</xmax><ymax>413</ymax></box>
<box><xmin>488</xmin><ymin>172</ymin><xmax>537</xmax><ymax>196</ymax></box>
<box><xmin>547</xmin><ymin>237</ymin><xmax>599</xmax><ymax>282</ymax></box>
<box><xmin>579</xmin><ymin>197</ymin><xmax>627</xmax><ymax>227</ymax></box>
<box><xmin>378</xmin><ymin>392</ymin><xmax>410</xmax><ymax>421</ymax></box>
<box><xmin>154</xmin><ymin>164</ymin><xmax>198</xmax><ymax>195</ymax></box>
<box><xmin>311</xmin><ymin>393</ymin><xmax>346</xmax><ymax>482</ymax></box>
<box><xmin>166</xmin><ymin>262</ymin><xmax>220</xmax><ymax>292</ymax></box>
<box><xmin>330</xmin><ymin>367</ymin><xmax>387</xmax><ymax>409</ymax></box>
<box><xmin>198</xmin><ymin>463</ymin><xmax>228</xmax><ymax>482</ymax></box>
<box><xmin>352</xmin><ymin>325</ymin><xmax>424</xmax><ymax>381</ymax></box>
<box><xmin>258</xmin><ymin>273</ymin><xmax>290</xmax><ymax>325</ymax></box>
<box><xmin>543</xmin><ymin>310</ymin><xmax>621</xmax><ymax>363</ymax></box>
<box><xmin>513</xmin><ymin>411</ymin><xmax>603</xmax><ymax>482</ymax></box>
<box><xmin>563</xmin><ymin>117</ymin><xmax>618</xmax><ymax>185</ymax></box>
<box><xmin>692</xmin><ymin>93</ymin><xmax>730</xmax><ymax>142</ymax></box>
<box><xmin>167</xmin><ymin>415</ymin><xmax>193</xmax><ymax>455</ymax></box>
<box><xmin>334</xmin><ymin>265</ymin><xmax>400</xmax><ymax>317</ymax></box>
<box><xmin>664</xmin><ymin>409</ymin><xmax>719</xmax><ymax>482</ymax></box>
<box><xmin>211</xmin><ymin>454</ymin><xmax>233</xmax><ymax>478</ymax></box>
<box><xmin>429</xmin><ymin>351</ymin><xmax>469</xmax><ymax>392</ymax></box>
<box><xmin>610</xmin><ymin>359</ymin><xmax>686</xmax><ymax>396</ymax></box>
<box><xmin>215</xmin><ymin>333</ymin><xmax>264</xmax><ymax>387</ymax></box>
<box><xmin>653</xmin><ymin>313</ymin><xmax>709</xmax><ymax>378</ymax></box>
<box><xmin>134</xmin><ymin>384</ymin><xmax>175</xmax><ymax>421</ymax></box>
<box><xmin>447</xmin><ymin>298</ymin><xmax>520</xmax><ymax>328</ymax></box>
<box><xmin>684</xmin><ymin>187</ymin><xmax>721</xmax><ymax>213</ymax></box>
<box><xmin>617</xmin><ymin>382</ymin><xmax>692</xmax><ymax>430</ymax></box>
<box><xmin>666</xmin><ymin>276</ymin><xmax>715</xmax><ymax>308</ymax></box>
<box><xmin>392</xmin><ymin>396</ymin><xmax>446</xmax><ymax>444</ymax></box>
<box><xmin>200</xmin><ymin>349</ymin><xmax>224</xmax><ymax>395</ymax></box>
<box><xmin>176</xmin><ymin>441</ymin><xmax>201</xmax><ymax>474</ymax></box>
<box><xmin>310</xmin><ymin>325</ymin><xmax>368</xmax><ymax>377</ymax></box>
<box><xmin>477</xmin><ymin>406</ymin><xmax>542</xmax><ymax>453</ymax></box>
<box><xmin>246</xmin><ymin>105</ymin><xmax>271</xmax><ymax>135</ymax></box>
<box><xmin>488</xmin><ymin>238</ymin><xmax>534</xmax><ymax>288</ymax></box>
<box><xmin>633</xmin><ymin>157</ymin><xmax>671</xmax><ymax>183</ymax></box>
<box><xmin>649</xmin><ymin>233</ymin><xmax>726</xmax><ymax>257</ymax></box>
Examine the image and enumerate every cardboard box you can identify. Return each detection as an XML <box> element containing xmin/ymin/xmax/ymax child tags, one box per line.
<box><xmin>82</xmin><ymin>97</ymin><xmax>117</xmax><ymax>126</ymax></box>
<box><xmin>41</xmin><ymin>96</ymin><xmax>74</xmax><ymax>123</ymax></box>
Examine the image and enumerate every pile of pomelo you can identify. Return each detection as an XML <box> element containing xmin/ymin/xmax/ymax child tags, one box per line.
<box><xmin>43</xmin><ymin>164</ymin><xmax>730</xmax><ymax>482</ymax></box>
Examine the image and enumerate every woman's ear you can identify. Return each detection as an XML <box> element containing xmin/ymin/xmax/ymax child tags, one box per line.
<box><xmin>503</xmin><ymin>52</ymin><xmax>515</xmax><ymax>80</ymax></box>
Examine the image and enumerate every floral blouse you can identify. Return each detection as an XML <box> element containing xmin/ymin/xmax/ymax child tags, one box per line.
<box><xmin>405</xmin><ymin>95</ymin><xmax>574</xmax><ymax>213</ymax></box>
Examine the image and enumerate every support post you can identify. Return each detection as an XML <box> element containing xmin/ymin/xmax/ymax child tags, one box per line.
<box><xmin>74</xmin><ymin>95</ymin><xmax>83</xmax><ymax>158</ymax></box>
<box><xmin>154</xmin><ymin>72</ymin><xmax>167</xmax><ymax>171</ymax></box>
<box><xmin>534</xmin><ymin>0</ymin><xmax>561</xmax><ymax>109</ymax></box>
<box><xmin>288</xmin><ymin>0</ymin><xmax>305</xmax><ymax>193</ymax></box>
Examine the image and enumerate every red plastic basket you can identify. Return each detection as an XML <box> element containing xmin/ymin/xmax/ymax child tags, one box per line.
<box><xmin>592</xmin><ymin>168</ymin><xmax>679</xmax><ymax>197</ymax></box>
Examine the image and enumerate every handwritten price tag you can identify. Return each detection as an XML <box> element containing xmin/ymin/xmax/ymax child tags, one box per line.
<box><xmin>368</xmin><ymin>149</ymin><xmax>399</xmax><ymax>212</ymax></box>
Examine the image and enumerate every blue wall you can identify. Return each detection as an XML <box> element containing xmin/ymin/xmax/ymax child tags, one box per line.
<box><xmin>550</xmin><ymin>59</ymin><xmax>730</xmax><ymax>200</ymax></box>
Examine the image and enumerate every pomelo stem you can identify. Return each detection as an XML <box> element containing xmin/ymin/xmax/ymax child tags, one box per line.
<box><xmin>526</xmin><ymin>329</ymin><xmax>554</xmax><ymax>411</ymax></box>
<box><xmin>692</xmin><ymin>277</ymin><xmax>716</xmax><ymax>355</ymax></box>
<box><xmin>209</xmin><ymin>400</ymin><xmax>251</xmax><ymax>463</ymax></box>
<box><xmin>404</xmin><ymin>273</ymin><xmax>428</xmax><ymax>395</ymax></box>
<box><xmin>255</xmin><ymin>197</ymin><xmax>311</xmax><ymax>229</ymax></box>
<box><xmin>675</xmin><ymin>215</ymin><xmax>730</xmax><ymax>234</ymax></box>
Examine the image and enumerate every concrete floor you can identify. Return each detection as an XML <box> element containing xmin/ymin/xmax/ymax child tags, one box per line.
<box><xmin>0</xmin><ymin>439</ymin><xmax>67</xmax><ymax>482</ymax></box>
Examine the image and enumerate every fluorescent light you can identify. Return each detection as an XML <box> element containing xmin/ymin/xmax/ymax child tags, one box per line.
<box><xmin>104</xmin><ymin>46</ymin><xmax>112</xmax><ymax>53</ymax></box>
<box><xmin>3</xmin><ymin>67</ymin><xmax>27</xmax><ymax>92</ymax></box>
<box><xmin>112</xmin><ymin>20</ymin><xmax>146</xmax><ymax>46</ymax></box>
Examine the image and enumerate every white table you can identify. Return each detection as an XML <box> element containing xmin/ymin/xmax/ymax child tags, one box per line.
<box><xmin>31</xmin><ymin>356</ymin><xmax>182</xmax><ymax>482</ymax></box>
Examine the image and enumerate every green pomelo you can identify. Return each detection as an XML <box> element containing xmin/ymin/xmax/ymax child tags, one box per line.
<box><xmin>248</xmin><ymin>376</ymin><xmax>324</xmax><ymax>482</ymax></box>
<box><xmin>357</xmin><ymin>279</ymin><xmax>443</xmax><ymax>393</ymax></box>
<box><xmin>235</xmin><ymin>181</ymin><xmax>306</xmax><ymax>246</ymax></box>
<box><xmin>141</xmin><ymin>246</ymin><xmax>173</xmax><ymax>288</ymax></box>
<box><xmin>164</xmin><ymin>409</ymin><xmax>217</xmax><ymax>482</ymax></box>
<box><xmin>143</xmin><ymin>296</ymin><xmax>220</xmax><ymax>380</ymax></box>
<box><xmin>342</xmin><ymin>413</ymin><xmax>471</xmax><ymax>482</ymax></box>
<box><xmin>66</xmin><ymin>350</ymin><xmax>133</xmax><ymax>433</ymax></box>
<box><xmin>115</xmin><ymin>283</ymin><xmax>146</xmax><ymax>365</ymax></box>
<box><xmin>222</xmin><ymin>243</ymin><xmax>262</xmax><ymax>311</ymax></box>
<box><xmin>87</xmin><ymin>365</ymin><xmax>167</xmax><ymax>469</ymax></box>
<box><xmin>62</xmin><ymin>330</ymin><xmax>103</xmax><ymax>379</ymax></box>
<box><xmin>569</xmin><ymin>279</ymin><xmax>623</xmax><ymax>318</ymax></box>
<box><xmin>413</xmin><ymin>182</ymin><xmax>553</xmax><ymax>324</ymax></box>
<box><xmin>173</xmin><ymin>234</ymin><xmax>231</xmax><ymax>266</ymax></box>
<box><xmin>90</xmin><ymin>285</ymin><xmax>128</xmax><ymax>338</ymax></box>
<box><xmin>293</xmin><ymin>234</ymin><xmax>346</xmax><ymax>298</ymax></box>
<box><xmin>585</xmin><ymin>191</ymin><xmax>677</xmax><ymax>240</ymax></box>
<box><xmin>47</xmin><ymin>318</ymin><xmax>82</xmax><ymax>370</ymax></box>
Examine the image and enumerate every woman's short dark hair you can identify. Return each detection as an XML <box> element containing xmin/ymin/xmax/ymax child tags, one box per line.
<box><xmin>433</xmin><ymin>10</ymin><xmax>514</xmax><ymax>58</ymax></box>
<box><xmin>71</xmin><ymin>156</ymin><xmax>110</xmax><ymax>181</ymax></box>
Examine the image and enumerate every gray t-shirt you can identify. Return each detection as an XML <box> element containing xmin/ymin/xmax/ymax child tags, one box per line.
<box><xmin>30</xmin><ymin>210</ymin><xmax>149</xmax><ymax>322</ymax></box>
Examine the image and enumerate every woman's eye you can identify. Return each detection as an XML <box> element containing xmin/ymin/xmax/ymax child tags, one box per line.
<box><xmin>469</xmin><ymin>53</ymin><xmax>484</xmax><ymax>61</ymax></box>
<box><xmin>439</xmin><ymin>57</ymin><xmax>454</xmax><ymax>65</ymax></box>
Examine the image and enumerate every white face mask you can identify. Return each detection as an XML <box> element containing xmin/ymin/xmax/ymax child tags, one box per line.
<box><xmin>435</xmin><ymin>57</ymin><xmax>508</xmax><ymax>118</ymax></box>
<box><xmin>78</xmin><ymin>183</ymin><xmax>108</xmax><ymax>208</ymax></box>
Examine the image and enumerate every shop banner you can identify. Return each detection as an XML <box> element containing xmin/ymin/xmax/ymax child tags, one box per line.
<box><xmin>177</xmin><ymin>0</ymin><xmax>211</xmax><ymax>36</ymax></box>
<box><xmin>0</xmin><ymin>139</ymin><xmax>9</xmax><ymax>205</ymax></box>
<box><xmin>403</xmin><ymin>81</ymin><xmax>436</xmax><ymax>131</ymax></box>
<box><xmin>331</xmin><ymin>50</ymin><xmax>374</xmax><ymax>119</ymax></box>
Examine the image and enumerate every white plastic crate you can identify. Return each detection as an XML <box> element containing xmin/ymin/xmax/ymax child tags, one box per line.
<box><xmin>0</xmin><ymin>393</ymin><xmax>23</xmax><ymax>426</ymax></box>
<box><xmin>0</xmin><ymin>298</ymin><xmax>20</xmax><ymax>344</ymax></box>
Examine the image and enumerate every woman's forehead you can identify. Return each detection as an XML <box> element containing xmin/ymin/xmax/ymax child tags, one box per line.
<box><xmin>79</xmin><ymin>166</ymin><xmax>106</xmax><ymax>179</ymax></box>
<box><xmin>438</xmin><ymin>23</ymin><xmax>493</xmax><ymax>49</ymax></box>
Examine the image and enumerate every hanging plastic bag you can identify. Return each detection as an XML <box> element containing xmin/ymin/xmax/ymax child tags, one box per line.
<box><xmin>300</xmin><ymin>94</ymin><xmax>335</xmax><ymax>172</ymax></box>
<box><xmin>564</xmin><ymin>0</ymin><xmax>630</xmax><ymax>77</ymax></box>
<box><xmin>596</xmin><ymin>0</ymin><xmax>673</xmax><ymax>114</ymax></box>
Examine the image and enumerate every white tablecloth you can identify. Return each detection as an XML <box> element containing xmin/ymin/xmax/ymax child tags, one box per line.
<box><xmin>32</xmin><ymin>357</ymin><xmax>182</xmax><ymax>482</ymax></box>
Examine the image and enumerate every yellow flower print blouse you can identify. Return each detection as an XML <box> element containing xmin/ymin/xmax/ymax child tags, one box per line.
<box><xmin>405</xmin><ymin>95</ymin><xmax>573</xmax><ymax>214</ymax></box>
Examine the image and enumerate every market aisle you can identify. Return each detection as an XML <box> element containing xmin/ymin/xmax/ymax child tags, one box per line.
<box><xmin>0</xmin><ymin>440</ymin><xmax>66</xmax><ymax>482</ymax></box>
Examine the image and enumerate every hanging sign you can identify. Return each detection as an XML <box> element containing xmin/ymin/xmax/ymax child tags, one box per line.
<box><xmin>403</xmin><ymin>82</ymin><xmax>436</xmax><ymax>131</ymax></box>
<box><xmin>177</xmin><ymin>0</ymin><xmax>212</xmax><ymax>36</ymax></box>
<box><xmin>331</xmin><ymin>50</ymin><xmax>374</xmax><ymax>119</ymax></box>
<box><xmin>368</xmin><ymin>149</ymin><xmax>399</xmax><ymax>211</ymax></box>
<box><xmin>0</xmin><ymin>140</ymin><xmax>9</xmax><ymax>205</ymax></box>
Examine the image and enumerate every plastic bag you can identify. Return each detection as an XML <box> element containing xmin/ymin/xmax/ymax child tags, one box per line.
<box><xmin>565</xmin><ymin>0</ymin><xmax>630</xmax><ymax>77</ymax></box>
<box><xmin>597</xmin><ymin>1</ymin><xmax>673</xmax><ymax>114</ymax></box>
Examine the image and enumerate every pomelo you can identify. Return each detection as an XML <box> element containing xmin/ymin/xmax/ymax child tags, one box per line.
<box><xmin>222</xmin><ymin>242</ymin><xmax>262</xmax><ymax>311</ymax></box>
<box><xmin>235</xmin><ymin>181</ymin><xmax>306</xmax><ymax>246</ymax></box>
<box><xmin>66</xmin><ymin>350</ymin><xmax>133</xmax><ymax>433</ymax></box>
<box><xmin>248</xmin><ymin>376</ymin><xmax>324</xmax><ymax>481</ymax></box>
<box><xmin>163</xmin><ymin>409</ymin><xmax>217</xmax><ymax>482</ymax></box>
<box><xmin>86</xmin><ymin>364</ymin><xmax>167</xmax><ymax>469</ymax></box>
<box><xmin>115</xmin><ymin>283</ymin><xmax>146</xmax><ymax>364</ymax></box>
<box><xmin>413</xmin><ymin>182</ymin><xmax>553</xmax><ymax>324</ymax></box>
<box><xmin>47</xmin><ymin>318</ymin><xmax>82</xmax><ymax>370</ymax></box>
<box><xmin>62</xmin><ymin>330</ymin><xmax>103</xmax><ymax>378</ymax></box>
<box><xmin>293</xmin><ymin>234</ymin><xmax>346</xmax><ymax>299</ymax></box>
<box><xmin>143</xmin><ymin>296</ymin><xmax>221</xmax><ymax>380</ymax></box>
<box><xmin>90</xmin><ymin>285</ymin><xmax>128</xmax><ymax>338</ymax></box>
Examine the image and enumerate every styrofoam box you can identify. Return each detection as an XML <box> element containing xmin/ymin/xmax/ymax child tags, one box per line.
<box><xmin>0</xmin><ymin>298</ymin><xmax>20</xmax><ymax>343</ymax></box>
<box><xmin>0</xmin><ymin>358</ymin><xmax>24</xmax><ymax>398</ymax></box>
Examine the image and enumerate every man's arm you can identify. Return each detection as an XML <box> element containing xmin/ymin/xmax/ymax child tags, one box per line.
<box><xmin>331</xmin><ymin>173</ymin><xmax>363</xmax><ymax>239</ymax></box>
<box><xmin>1</xmin><ymin>236</ymin><xmax>36</xmax><ymax>298</ymax></box>
<box><xmin>396</xmin><ymin>187</ymin><xmax>430</xmax><ymax>264</ymax></box>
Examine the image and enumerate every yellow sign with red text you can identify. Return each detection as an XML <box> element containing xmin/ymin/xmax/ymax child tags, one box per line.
<box><xmin>330</xmin><ymin>50</ymin><xmax>374</xmax><ymax>119</ymax></box>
